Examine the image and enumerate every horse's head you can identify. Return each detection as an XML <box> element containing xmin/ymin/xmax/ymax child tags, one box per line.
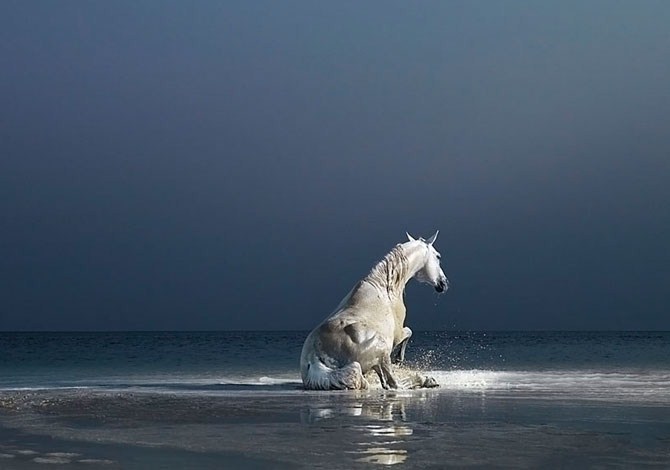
<box><xmin>407</xmin><ymin>231</ymin><xmax>449</xmax><ymax>293</ymax></box>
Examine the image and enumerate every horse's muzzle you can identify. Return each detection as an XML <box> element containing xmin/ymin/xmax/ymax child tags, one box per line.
<box><xmin>435</xmin><ymin>279</ymin><xmax>449</xmax><ymax>293</ymax></box>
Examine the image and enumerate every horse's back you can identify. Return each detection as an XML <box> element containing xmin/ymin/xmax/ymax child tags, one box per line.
<box><xmin>327</xmin><ymin>281</ymin><xmax>392</xmax><ymax>328</ymax></box>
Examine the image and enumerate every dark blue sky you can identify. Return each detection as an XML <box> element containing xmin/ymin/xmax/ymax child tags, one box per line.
<box><xmin>2</xmin><ymin>1</ymin><xmax>669</xmax><ymax>330</ymax></box>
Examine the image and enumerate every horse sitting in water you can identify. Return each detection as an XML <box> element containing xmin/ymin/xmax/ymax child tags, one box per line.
<box><xmin>301</xmin><ymin>231</ymin><xmax>449</xmax><ymax>390</ymax></box>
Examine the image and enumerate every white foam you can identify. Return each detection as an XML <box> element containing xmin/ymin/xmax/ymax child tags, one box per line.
<box><xmin>46</xmin><ymin>452</ymin><xmax>81</xmax><ymax>458</ymax></box>
<box><xmin>107</xmin><ymin>374</ymin><xmax>303</xmax><ymax>396</ymax></box>
<box><xmin>0</xmin><ymin>386</ymin><xmax>92</xmax><ymax>392</ymax></box>
<box><xmin>426</xmin><ymin>369</ymin><xmax>670</xmax><ymax>403</ymax></box>
<box><xmin>210</xmin><ymin>375</ymin><xmax>300</xmax><ymax>386</ymax></box>
<box><xmin>256</xmin><ymin>376</ymin><xmax>300</xmax><ymax>385</ymax></box>
<box><xmin>0</xmin><ymin>374</ymin><xmax>302</xmax><ymax>392</ymax></box>
<box><xmin>3</xmin><ymin>370</ymin><xmax>668</xmax><ymax>403</ymax></box>
<box><xmin>33</xmin><ymin>456</ymin><xmax>71</xmax><ymax>464</ymax></box>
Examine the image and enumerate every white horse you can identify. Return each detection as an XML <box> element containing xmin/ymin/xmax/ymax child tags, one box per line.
<box><xmin>300</xmin><ymin>231</ymin><xmax>449</xmax><ymax>390</ymax></box>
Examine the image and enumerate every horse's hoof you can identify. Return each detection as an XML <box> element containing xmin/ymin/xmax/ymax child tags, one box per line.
<box><xmin>423</xmin><ymin>376</ymin><xmax>439</xmax><ymax>388</ymax></box>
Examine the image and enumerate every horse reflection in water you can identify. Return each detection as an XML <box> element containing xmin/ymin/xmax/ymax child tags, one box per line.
<box><xmin>301</xmin><ymin>394</ymin><xmax>414</xmax><ymax>465</ymax></box>
<box><xmin>301</xmin><ymin>231</ymin><xmax>449</xmax><ymax>390</ymax></box>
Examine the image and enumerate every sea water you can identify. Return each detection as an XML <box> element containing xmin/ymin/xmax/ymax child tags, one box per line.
<box><xmin>0</xmin><ymin>331</ymin><xmax>669</xmax><ymax>468</ymax></box>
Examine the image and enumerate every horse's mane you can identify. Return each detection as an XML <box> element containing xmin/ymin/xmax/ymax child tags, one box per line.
<box><xmin>364</xmin><ymin>244</ymin><xmax>409</xmax><ymax>296</ymax></box>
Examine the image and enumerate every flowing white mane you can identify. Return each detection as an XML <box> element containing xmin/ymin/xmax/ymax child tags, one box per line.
<box><xmin>364</xmin><ymin>244</ymin><xmax>409</xmax><ymax>296</ymax></box>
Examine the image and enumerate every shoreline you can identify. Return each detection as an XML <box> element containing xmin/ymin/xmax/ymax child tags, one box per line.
<box><xmin>2</xmin><ymin>388</ymin><xmax>670</xmax><ymax>468</ymax></box>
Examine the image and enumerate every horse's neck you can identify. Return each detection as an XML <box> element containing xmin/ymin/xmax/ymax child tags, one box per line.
<box><xmin>364</xmin><ymin>242</ymin><xmax>426</xmax><ymax>299</ymax></box>
<box><xmin>401</xmin><ymin>242</ymin><xmax>428</xmax><ymax>283</ymax></box>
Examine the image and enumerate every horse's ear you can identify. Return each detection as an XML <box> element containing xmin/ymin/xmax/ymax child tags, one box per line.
<box><xmin>426</xmin><ymin>230</ymin><xmax>439</xmax><ymax>245</ymax></box>
<box><xmin>406</xmin><ymin>232</ymin><xmax>416</xmax><ymax>242</ymax></box>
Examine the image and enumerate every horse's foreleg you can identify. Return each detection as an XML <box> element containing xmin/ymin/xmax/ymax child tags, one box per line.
<box><xmin>391</xmin><ymin>327</ymin><xmax>412</xmax><ymax>364</ymax></box>
<box><xmin>374</xmin><ymin>356</ymin><xmax>399</xmax><ymax>390</ymax></box>
<box><xmin>390</xmin><ymin>340</ymin><xmax>407</xmax><ymax>364</ymax></box>
<box><xmin>372</xmin><ymin>365</ymin><xmax>388</xmax><ymax>389</ymax></box>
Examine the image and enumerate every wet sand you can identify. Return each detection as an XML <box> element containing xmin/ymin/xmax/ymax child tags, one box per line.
<box><xmin>2</xmin><ymin>388</ymin><xmax>670</xmax><ymax>468</ymax></box>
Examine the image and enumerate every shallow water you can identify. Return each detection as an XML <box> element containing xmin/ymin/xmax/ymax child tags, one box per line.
<box><xmin>1</xmin><ymin>331</ymin><xmax>669</xmax><ymax>468</ymax></box>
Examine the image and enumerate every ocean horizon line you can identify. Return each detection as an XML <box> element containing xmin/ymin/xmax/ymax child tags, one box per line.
<box><xmin>1</xmin><ymin>329</ymin><xmax>668</xmax><ymax>334</ymax></box>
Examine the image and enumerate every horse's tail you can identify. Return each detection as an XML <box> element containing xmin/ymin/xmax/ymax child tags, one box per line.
<box><xmin>301</xmin><ymin>355</ymin><xmax>368</xmax><ymax>390</ymax></box>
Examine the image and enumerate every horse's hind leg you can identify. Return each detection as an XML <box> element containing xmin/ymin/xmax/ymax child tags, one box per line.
<box><xmin>391</xmin><ymin>327</ymin><xmax>412</xmax><ymax>364</ymax></box>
